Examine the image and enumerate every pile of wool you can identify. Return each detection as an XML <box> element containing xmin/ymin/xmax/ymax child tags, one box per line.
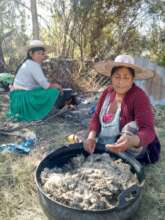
<box><xmin>41</xmin><ymin>153</ymin><xmax>139</xmax><ymax>210</ymax></box>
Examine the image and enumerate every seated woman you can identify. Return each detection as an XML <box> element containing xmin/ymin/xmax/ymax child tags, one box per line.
<box><xmin>84</xmin><ymin>54</ymin><xmax>161</xmax><ymax>164</ymax></box>
<box><xmin>9</xmin><ymin>40</ymin><xmax>64</xmax><ymax>121</ymax></box>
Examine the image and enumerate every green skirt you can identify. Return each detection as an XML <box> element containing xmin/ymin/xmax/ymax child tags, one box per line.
<box><xmin>9</xmin><ymin>87</ymin><xmax>60</xmax><ymax>121</ymax></box>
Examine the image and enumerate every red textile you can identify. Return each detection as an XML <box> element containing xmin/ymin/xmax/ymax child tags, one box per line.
<box><xmin>89</xmin><ymin>83</ymin><xmax>155</xmax><ymax>146</ymax></box>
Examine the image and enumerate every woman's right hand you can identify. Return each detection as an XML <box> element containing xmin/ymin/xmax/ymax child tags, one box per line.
<box><xmin>50</xmin><ymin>83</ymin><xmax>63</xmax><ymax>94</ymax></box>
<box><xmin>84</xmin><ymin>138</ymin><xmax>96</xmax><ymax>154</ymax></box>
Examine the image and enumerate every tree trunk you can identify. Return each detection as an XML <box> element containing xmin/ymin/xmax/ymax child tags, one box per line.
<box><xmin>0</xmin><ymin>44</ymin><xmax>6</xmax><ymax>73</ymax></box>
<box><xmin>31</xmin><ymin>0</ymin><xmax>39</xmax><ymax>39</ymax></box>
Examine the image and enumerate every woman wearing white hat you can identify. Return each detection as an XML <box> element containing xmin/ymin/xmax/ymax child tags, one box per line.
<box><xmin>9</xmin><ymin>40</ymin><xmax>63</xmax><ymax>121</ymax></box>
<box><xmin>84</xmin><ymin>55</ymin><xmax>161</xmax><ymax>164</ymax></box>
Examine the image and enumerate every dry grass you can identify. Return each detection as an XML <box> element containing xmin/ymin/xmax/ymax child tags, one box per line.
<box><xmin>134</xmin><ymin>127</ymin><xmax>165</xmax><ymax>220</ymax></box>
<box><xmin>0</xmin><ymin>154</ymin><xmax>45</xmax><ymax>220</ymax></box>
<box><xmin>0</xmin><ymin>97</ymin><xmax>165</xmax><ymax>220</ymax></box>
<box><xmin>0</xmin><ymin>116</ymin><xmax>80</xmax><ymax>220</ymax></box>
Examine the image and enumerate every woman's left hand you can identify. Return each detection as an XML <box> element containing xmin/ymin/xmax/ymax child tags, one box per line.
<box><xmin>105</xmin><ymin>134</ymin><xmax>140</xmax><ymax>153</ymax></box>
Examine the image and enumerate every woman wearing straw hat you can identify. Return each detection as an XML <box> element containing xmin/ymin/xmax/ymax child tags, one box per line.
<box><xmin>84</xmin><ymin>55</ymin><xmax>161</xmax><ymax>164</ymax></box>
<box><xmin>9</xmin><ymin>40</ymin><xmax>64</xmax><ymax>121</ymax></box>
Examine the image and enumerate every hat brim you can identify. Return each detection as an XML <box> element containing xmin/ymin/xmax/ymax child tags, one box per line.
<box><xmin>93</xmin><ymin>60</ymin><xmax>155</xmax><ymax>80</ymax></box>
<box><xmin>26</xmin><ymin>45</ymin><xmax>55</xmax><ymax>54</ymax></box>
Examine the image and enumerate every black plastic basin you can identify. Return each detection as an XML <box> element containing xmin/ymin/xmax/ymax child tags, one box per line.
<box><xmin>35</xmin><ymin>143</ymin><xmax>145</xmax><ymax>220</ymax></box>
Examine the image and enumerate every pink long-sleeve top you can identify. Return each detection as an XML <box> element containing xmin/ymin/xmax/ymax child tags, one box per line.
<box><xmin>89</xmin><ymin>83</ymin><xmax>156</xmax><ymax>146</ymax></box>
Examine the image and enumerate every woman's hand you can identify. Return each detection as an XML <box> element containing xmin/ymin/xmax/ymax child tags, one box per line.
<box><xmin>84</xmin><ymin>138</ymin><xmax>96</xmax><ymax>154</ymax></box>
<box><xmin>50</xmin><ymin>83</ymin><xmax>63</xmax><ymax>94</ymax></box>
<box><xmin>106</xmin><ymin>134</ymin><xmax>140</xmax><ymax>153</ymax></box>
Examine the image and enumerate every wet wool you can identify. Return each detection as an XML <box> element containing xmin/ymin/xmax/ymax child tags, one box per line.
<box><xmin>41</xmin><ymin>153</ymin><xmax>139</xmax><ymax>210</ymax></box>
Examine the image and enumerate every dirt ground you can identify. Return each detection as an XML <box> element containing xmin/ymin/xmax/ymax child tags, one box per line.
<box><xmin>0</xmin><ymin>95</ymin><xmax>165</xmax><ymax>220</ymax></box>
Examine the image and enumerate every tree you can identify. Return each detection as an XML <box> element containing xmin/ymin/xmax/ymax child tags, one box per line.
<box><xmin>31</xmin><ymin>0</ymin><xmax>40</xmax><ymax>39</ymax></box>
<box><xmin>46</xmin><ymin>0</ymin><xmax>164</xmax><ymax>63</ymax></box>
<box><xmin>48</xmin><ymin>0</ymin><xmax>144</xmax><ymax>59</ymax></box>
<box><xmin>0</xmin><ymin>0</ymin><xmax>29</xmax><ymax>72</ymax></box>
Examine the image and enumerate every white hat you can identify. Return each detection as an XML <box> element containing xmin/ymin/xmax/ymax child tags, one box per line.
<box><xmin>93</xmin><ymin>54</ymin><xmax>155</xmax><ymax>80</ymax></box>
<box><xmin>27</xmin><ymin>40</ymin><xmax>46</xmax><ymax>50</ymax></box>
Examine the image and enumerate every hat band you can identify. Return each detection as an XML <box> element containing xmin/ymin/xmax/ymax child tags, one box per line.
<box><xmin>28</xmin><ymin>47</ymin><xmax>45</xmax><ymax>52</ymax></box>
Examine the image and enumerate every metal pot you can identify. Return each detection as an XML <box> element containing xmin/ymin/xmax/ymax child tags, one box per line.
<box><xmin>35</xmin><ymin>143</ymin><xmax>145</xmax><ymax>220</ymax></box>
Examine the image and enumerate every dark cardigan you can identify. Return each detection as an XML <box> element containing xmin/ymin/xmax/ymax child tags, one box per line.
<box><xmin>89</xmin><ymin>83</ymin><xmax>161</xmax><ymax>164</ymax></box>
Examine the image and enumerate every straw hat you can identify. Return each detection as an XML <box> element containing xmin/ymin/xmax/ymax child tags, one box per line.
<box><xmin>93</xmin><ymin>54</ymin><xmax>155</xmax><ymax>80</ymax></box>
